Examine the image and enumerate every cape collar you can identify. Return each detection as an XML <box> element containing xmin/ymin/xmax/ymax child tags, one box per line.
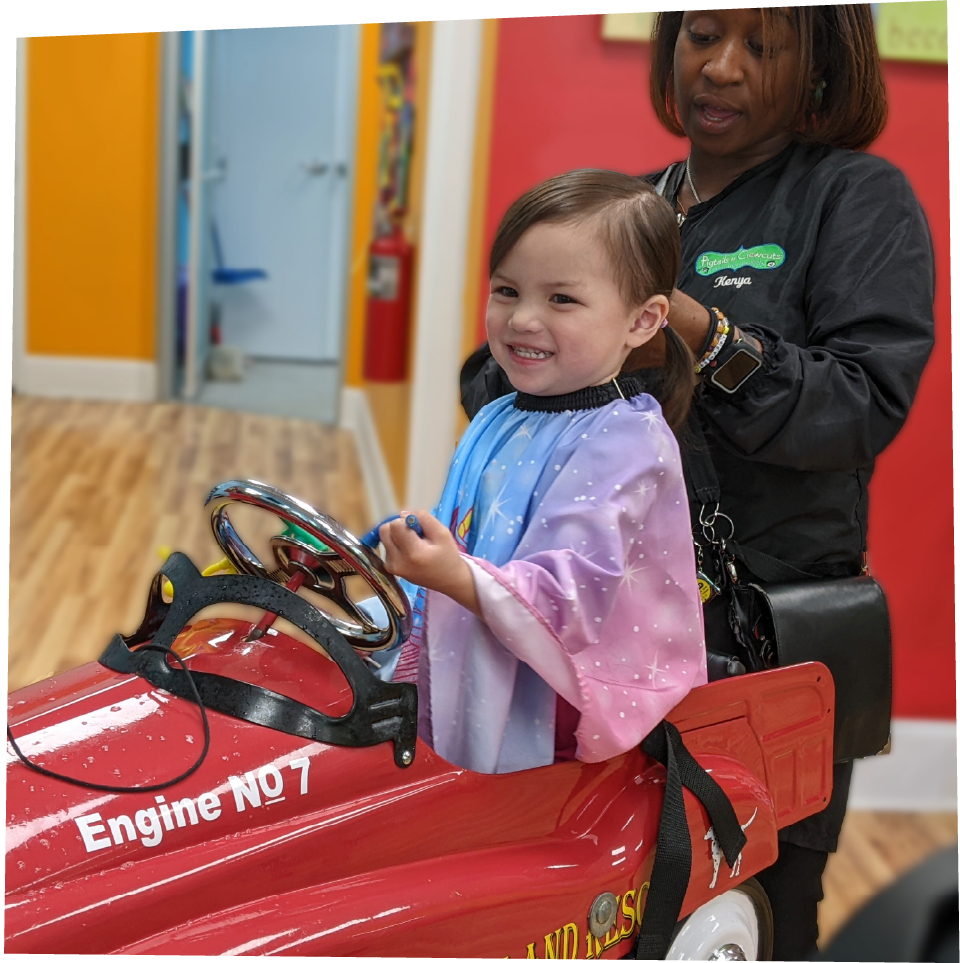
<box><xmin>514</xmin><ymin>373</ymin><xmax>647</xmax><ymax>412</ymax></box>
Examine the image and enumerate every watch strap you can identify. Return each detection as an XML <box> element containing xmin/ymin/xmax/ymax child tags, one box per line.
<box><xmin>706</xmin><ymin>329</ymin><xmax>764</xmax><ymax>393</ymax></box>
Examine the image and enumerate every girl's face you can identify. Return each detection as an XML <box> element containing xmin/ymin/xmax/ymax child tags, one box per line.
<box><xmin>673</xmin><ymin>8</ymin><xmax>802</xmax><ymax>162</ymax></box>
<box><xmin>486</xmin><ymin>220</ymin><xmax>664</xmax><ymax>397</ymax></box>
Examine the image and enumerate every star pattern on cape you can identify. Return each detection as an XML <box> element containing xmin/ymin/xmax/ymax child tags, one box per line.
<box><xmin>638</xmin><ymin>411</ymin><xmax>662</xmax><ymax>432</ymax></box>
<box><xmin>486</xmin><ymin>485</ymin><xmax>510</xmax><ymax>525</ymax></box>
<box><xmin>566</xmin><ymin>541</ymin><xmax>596</xmax><ymax>561</ymax></box>
<box><xmin>620</xmin><ymin>560</ymin><xmax>648</xmax><ymax>592</ymax></box>
<box><xmin>646</xmin><ymin>653</ymin><xmax>666</xmax><ymax>685</ymax></box>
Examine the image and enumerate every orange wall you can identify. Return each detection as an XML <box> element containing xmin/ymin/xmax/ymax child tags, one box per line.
<box><xmin>344</xmin><ymin>23</ymin><xmax>385</xmax><ymax>388</ymax></box>
<box><xmin>26</xmin><ymin>34</ymin><xmax>160</xmax><ymax>359</ymax></box>
<box><xmin>343</xmin><ymin>22</ymin><xmax>437</xmax><ymax>503</ymax></box>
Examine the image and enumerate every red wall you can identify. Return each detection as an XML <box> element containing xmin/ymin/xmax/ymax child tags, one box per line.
<box><xmin>479</xmin><ymin>15</ymin><xmax>954</xmax><ymax>719</ymax></box>
<box><xmin>866</xmin><ymin>61</ymin><xmax>953</xmax><ymax>720</ymax></box>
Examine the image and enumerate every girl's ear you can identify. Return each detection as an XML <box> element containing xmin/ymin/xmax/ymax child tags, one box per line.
<box><xmin>625</xmin><ymin>295</ymin><xmax>670</xmax><ymax>349</ymax></box>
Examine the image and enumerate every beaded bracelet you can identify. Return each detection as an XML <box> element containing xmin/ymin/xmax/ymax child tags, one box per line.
<box><xmin>694</xmin><ymin>307</ymin><xmax>728</xmax><ymax>367</ymax></box>
<box><xmin>694</xmin><ymin>308</ymin><xmax>731</xmax><ymax>375</ymax></box>
<box><xmin>695</xmin><ymin>306</ymin><xmax>722</xmax><ymax>358</ymax></box>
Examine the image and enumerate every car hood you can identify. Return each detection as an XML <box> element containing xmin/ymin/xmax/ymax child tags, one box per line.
<box><xmin>5</xmin><ymin>619</ymin><xmax>428</xmax><ymax>894</ymax></box>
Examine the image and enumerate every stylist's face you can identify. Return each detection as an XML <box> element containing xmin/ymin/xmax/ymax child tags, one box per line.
<box><xmin>674</xmin><ymin>8</ymin><xmax>801</xmax><ymax>160</ymax></box>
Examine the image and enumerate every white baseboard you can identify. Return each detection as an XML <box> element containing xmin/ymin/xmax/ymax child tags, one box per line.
<box><xmin>339</xmin><ymin>386</ymin><xmax>399</xmax><ymax>525</ymax></box>
<box><xmin>849</xmin><ymin>718</ymin><xmax>957</xmax><ymax>811</ymax></box>
<box><xmin>14</xmin><ymin>354</ymin><xmax>158</xmax><ymax>403</ymax></box>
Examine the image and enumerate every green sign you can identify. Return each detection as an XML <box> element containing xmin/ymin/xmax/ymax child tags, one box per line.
<box><xmin>695</xmin><ymin>244</ymin><xmax>786</xmax><ymax>277</ymax></box>
<box><xmin>876</xmin><ymin>1</ymin><xmax>947</xmax><ymax>64</ymax></box>
<box><xmin>601</xmin><ymin>5</ymin><xmax>947</xmax><ymax>65</ymax></box>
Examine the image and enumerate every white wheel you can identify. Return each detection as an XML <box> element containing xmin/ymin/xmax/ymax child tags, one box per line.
<box><xmin>664</xmin><ymin>879</ymin><xmax>773</xmax><ymax>961</ymax></box>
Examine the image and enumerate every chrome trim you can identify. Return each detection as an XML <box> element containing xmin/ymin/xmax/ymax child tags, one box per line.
<box><xmin>709</xmin><ymin>944</ymin><xmax>748</xmax><ymax>961</ymax></box>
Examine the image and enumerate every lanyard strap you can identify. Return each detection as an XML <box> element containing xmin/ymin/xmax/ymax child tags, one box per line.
<box><xmin>680</xmin><ymin>403</ymin><xmax>822</xmax><ymax>583</ymax></box>
<box><xmin>681</xmin><ymin>404</ymin><xmax>723</xmax><ymax>509</ymax></box>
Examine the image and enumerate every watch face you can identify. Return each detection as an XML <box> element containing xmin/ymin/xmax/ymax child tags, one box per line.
<box><xmin>711</xmin><ymin>349</ymin><xmax>762</xmax><ymax>391</ymax></box>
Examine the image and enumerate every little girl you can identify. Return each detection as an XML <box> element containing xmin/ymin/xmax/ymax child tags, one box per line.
<box><xmin>378</xmin><ymin>170</ymin><xmax>707</xmax><ymax>774</ymax></box>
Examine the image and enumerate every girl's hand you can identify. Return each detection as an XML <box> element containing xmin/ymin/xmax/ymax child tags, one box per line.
<box><xmin>378</xmin><ymin>511</ymin><xmax>481</xmax><ymax>618</ymax></box>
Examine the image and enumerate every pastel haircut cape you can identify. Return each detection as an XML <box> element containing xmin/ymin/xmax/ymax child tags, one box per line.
<box><xmin>397</xmin><ymin>391</ymin><xmax>707</xmax><ymax>774</ymax></box>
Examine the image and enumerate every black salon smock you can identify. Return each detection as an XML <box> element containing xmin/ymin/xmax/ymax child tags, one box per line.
<box><xmin>460</xmin><ymin>142</ymin><xmax>935</xmax><ymax>852</ymax></box>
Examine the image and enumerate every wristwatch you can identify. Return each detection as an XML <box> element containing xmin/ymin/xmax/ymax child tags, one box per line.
<box><xmin>707</xmin><ymin>329</ymin><xmax>763</xmax><ymax>394</ymax></box>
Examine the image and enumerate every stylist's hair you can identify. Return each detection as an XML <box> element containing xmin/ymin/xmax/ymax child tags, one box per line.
<box><xmin>650</xmin><ymin>5</ymin><xmax>887</xmax><ymax>151</ymax></box>
<box><xmin>490</xmin><ymin>169</ymin><xmax>694</xmax><ymax>430</ymax></box>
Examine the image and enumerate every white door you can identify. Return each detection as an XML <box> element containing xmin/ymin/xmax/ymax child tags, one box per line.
<box><xmin>207</xmin><ymin>25</ymin><xmax>358</xmax><ymax>362</ymax></box>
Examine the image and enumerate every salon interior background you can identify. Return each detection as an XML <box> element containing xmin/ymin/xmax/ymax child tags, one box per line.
<box><xmin>12</xmin><ymin>4</ymin><xmax>954</xmax><ymax>811</ymax></box>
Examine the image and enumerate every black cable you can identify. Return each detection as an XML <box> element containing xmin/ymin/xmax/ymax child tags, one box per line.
<box><xmin>6</xmin><ymin>644</ymin><xmax>211</xmax><ymax>793</ymax></box>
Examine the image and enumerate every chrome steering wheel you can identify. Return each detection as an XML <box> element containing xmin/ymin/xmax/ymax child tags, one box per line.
<box><xmin>205</xmin><ymin>479</ymin><xmax>411</xmax><ymax>652</ymax></box>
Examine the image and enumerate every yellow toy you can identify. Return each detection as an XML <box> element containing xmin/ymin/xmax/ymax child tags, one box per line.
<box><xmin>156</xmin><ymin>546</ymin><xmax>237</xmax><ymax>599</ymax></box>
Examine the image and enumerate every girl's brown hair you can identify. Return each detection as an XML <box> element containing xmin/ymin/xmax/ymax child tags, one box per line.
<box><xmin>489</xmin><ymin>169</ymin><xmax>694</xmax><ymax>429</ymax></box>
<box><xmin>649</xmin><ymin>6</ymin><xmax>887</xmax><ymax>151</ymax></box>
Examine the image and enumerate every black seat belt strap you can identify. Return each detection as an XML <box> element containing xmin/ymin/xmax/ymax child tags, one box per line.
<box><xmin>632</xmin><ymin>720</ymin><xmax>747</xmax><ymax>959</ymax></box>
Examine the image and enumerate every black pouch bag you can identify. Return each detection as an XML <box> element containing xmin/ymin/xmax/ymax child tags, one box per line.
<box><xmin>731</xmin><ymin>576</ymin><xmax>892</xmax><ymax>762</ymax></box>
<box><xmin>682</xmin><ymin>406</ymin><xmax>892</xmax><ymax>763</ymax></box>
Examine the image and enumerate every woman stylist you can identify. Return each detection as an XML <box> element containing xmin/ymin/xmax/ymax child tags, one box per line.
<box><xmin>461</xmin><ymin>6</ymin><xmax>935</xmax><ymax>960</ymax></box>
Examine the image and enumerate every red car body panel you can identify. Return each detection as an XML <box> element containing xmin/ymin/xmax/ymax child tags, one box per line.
<box><xmin>5</xmin><ymin>618</ymin><xmax>833</xmax><ymax>957</ymax></box>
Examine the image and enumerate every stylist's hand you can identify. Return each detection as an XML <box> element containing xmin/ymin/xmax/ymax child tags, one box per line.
<box><xmin>379</xmin><ymin>511</ymin><xmax>481</xmax><ymax>618</ymax></box>
<box><xmin>667</xmin><ymin>288</ymin><xmax>714</xmax><ymax>354</ymax></box>
<box><xmin>622</xmin><ymin>289</ymin><xmax>714</xmax><ymax>368</ymax></box>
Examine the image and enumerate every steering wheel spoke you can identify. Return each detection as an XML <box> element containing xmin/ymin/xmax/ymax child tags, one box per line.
<box><xmin>322</xmin><ymin>571</ymin><xmax>381</xmax><ymax>634</ymax></box>
<box><xmin>212</xmin><ymin>504</ymin><xmax>284</xmax><ymax>583</ymax></box>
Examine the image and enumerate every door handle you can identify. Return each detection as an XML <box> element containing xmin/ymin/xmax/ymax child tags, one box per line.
<box><xmin>302</xmin><ymin>161</ymin><xmax>329</xmax><ymax>176</ymax></box>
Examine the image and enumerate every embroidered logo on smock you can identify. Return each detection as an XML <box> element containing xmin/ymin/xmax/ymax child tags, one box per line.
<box><xmin>695</xmin><ymin>243</ymin><xmax>786</xmax><ymax>277</ymax></box>
<box><xmin>451</xmin><ymin>506</ymin><xmax>474</xmax><ymax>549</ymax></box>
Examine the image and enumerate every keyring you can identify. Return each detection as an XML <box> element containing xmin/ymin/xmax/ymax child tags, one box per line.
<box><xmin>698</xmin><ymin>504</ymin><xmax>735</xmax><ymax>545</ymax></box>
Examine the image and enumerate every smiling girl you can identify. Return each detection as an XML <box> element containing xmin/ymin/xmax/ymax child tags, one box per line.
<box><xmin>376</xmin><ymin>170</ymin><xmax>706</xmax><ymax>775</ymax></box>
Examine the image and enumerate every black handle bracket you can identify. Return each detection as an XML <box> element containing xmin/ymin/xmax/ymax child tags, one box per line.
<box><xmin>99</xmin><ymin>553</ymin><xmax>418</xmax><ymax>768</ymax></box>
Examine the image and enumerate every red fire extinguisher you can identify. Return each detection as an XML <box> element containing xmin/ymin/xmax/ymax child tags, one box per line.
<box><xmin>363</xmin><ymin>226</ymin><xmax>414</xmax><ymax>382</ymax></box>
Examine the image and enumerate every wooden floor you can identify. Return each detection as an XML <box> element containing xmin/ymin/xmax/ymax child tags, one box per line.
<box><xmin>6</xmin><ymin>397</ymin><xmax>957</xmax><ymax>951</ymax></box>
<box><xmin>7</xmin><ymin>396</ymin><xmax>371</xmax><ymax>691</ymax></box>
<box><xmin>820</xmin><ymin>811</ymin><xmax>957</xmax><ymax>945</ymax></box>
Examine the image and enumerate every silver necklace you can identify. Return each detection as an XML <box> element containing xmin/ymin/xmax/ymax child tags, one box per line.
<box><xmin>676</xmin><ymin>156</ymin><xmax>702</xmax><ymax>226</ymax></box>
<box><xmin>685</xmin><ymin>156</ymin><xmax>702</xmax><ymax>205</ymax></box>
